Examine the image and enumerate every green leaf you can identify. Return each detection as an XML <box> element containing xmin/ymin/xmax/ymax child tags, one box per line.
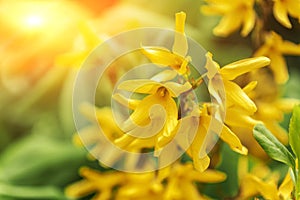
<box><xmin>253</xmin><ymin>124</ymin><xmax>295</xmax><ymax>168</ymax></box>
<box><xmin>0</xmin><ymin>182</ymin><xmax>65</xmax><ymax>199</ymax></box>
<box><xmin>289</xmin><ymin>105</ymin><xmax>300</xmax><ymax>159</ymax></box>
<box><xmin>0</xmin><ymin>132</ymin><xmax>87</xmax><ymax>186</ymax></box>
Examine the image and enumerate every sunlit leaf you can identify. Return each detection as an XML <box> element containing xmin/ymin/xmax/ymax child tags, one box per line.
<box><xmin>253</xmin><ymin>124</ymin><xmax>295</xmax><ymax>168</ymax></box>
<box><xmin>0</xmin><ymin>182</ymin><xmax>65</xmax><ymax>199</ymax></box>
<box><xmin>289</xmin><ymin>105</ymin><xmax>300</xmax><ymax>159</ymax></box>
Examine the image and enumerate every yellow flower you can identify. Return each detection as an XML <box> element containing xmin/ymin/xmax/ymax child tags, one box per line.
<box><xmin>178</xmin><ymin>104</ymin><xmax>248</xmax><ymax>172</ymax></box>
<box><xmin>273</xmin><ymin>0</ymin><xmax>300</xmax><ymax>29</ymax></box>
<box><xmin>157</xmin><ymin>162</ymin><xmax>227</xmax><ymax>199</ymax></box>
<box><xmin>254</xmin><ymin>99</ymin><xmax>300</xmax><ymax>144</ymax></box>
<box><xmin>55</xmin><ymin>21</ymin><xmax>102</xmax><ymax>68</ymax></box>
<box><xmin>254</xmin><ymin>31</ymin><xmax>300</xmax><ymax>84</ymax></box>
<box><xmin>195</xmin><ymin>53</ymin><xmax>272</xmax><ymax>165</ymax></box>
<box><xmin>248</xmin><ymin>69</ymin><xmax>300</xmax><ymax>144</ymax></box>
<box><xmin>66</xmin><ymin>162</ymin><xmax>226</xmax><ymax>200</ymax></box>
<box><xmin>141</xmin><ymin>12</ymin><xmax>191</xmax><ymax>75</ymax></box>
<box><xmin>159</xmin><ymin>162</ymin><xmax>226</xmax><ymax>200</ymax></box>
<box><xmin>113</xmin><ymin>70</ymin><xmax>192</xmax><ymax>154</ymax></box>
<box><xmin>228</xmin><ymin>69</ymin><xmax>299</xmax><ymax>157</ymax></box>
<box><xmin>237</xmin><ymin>157</ymin><xmax>294</xmax><ymax>200</ymax></box>
<box><xmin>204</xmin><ymin>52</ymin><xmax>270</xmax><ymax>129</ymax></box>
<box><xmin>201</xmin><ymin>0</ymin><xmax>256</xmax><ymax>37</ymax></box>
<box><xmin>73</xmin><ymin>104</ymin><xmax>131</xmax><ymax>166</ymax></box>
<box><xmin>65</xmin><ymin>167</ymin><xmax>163</xmax><ymax>200</ymax></box>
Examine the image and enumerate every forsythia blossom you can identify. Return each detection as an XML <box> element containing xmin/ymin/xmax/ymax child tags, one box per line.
<box><xmin>65</xmin><ymin>163</ymin><xmax>226</xmax><ymax>200</ymax></box>
<box><xmin>273</xmin><ymin>0</ymin><xmax>300</xmax><ymax>29</ymax></box>
<box><xmin>237</xmin><ymin>157</ymin><xmax>293</xmax><ymax>200</ymax></box>
<box><xmin>201</xmin><ymin>0</ymin><xmax>256</xmax><ymax>37</ymax></box>
<box><xmin>254</xmin><ymin>31</ymin><xmax>300</xmax><ymax>84</ymax></box>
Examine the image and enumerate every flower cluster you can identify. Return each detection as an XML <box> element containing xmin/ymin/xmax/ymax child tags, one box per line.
<box><xmin>202</xmin><ymin>0</ymin><xmax>300</xmax><ymax>85</ymax></box>
<box><xmin>3</xmin><ymin>1</ymin><xmax>299</xmax><ymax>200</ymax></box>
<box><xmin>66</xmin><ymin>11</ymin><xmax>294</xmax><ymax>200</ymax></box>
<box><xmin>66</xmin><ymin>163</ymin><xmax>226</xmax><ymax>200</ymax></box>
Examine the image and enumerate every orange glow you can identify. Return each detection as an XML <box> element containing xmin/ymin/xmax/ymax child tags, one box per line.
<box><xmin>0</xmin><ymin>0</ymin><xmax>92</xmax><ymax>93</ymax></box>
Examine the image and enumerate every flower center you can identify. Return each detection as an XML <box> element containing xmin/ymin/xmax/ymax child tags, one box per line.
<box><xmin>157</xmin><ymin>87</ymin><xmax>168</xmax><ymax>97</ymax></box>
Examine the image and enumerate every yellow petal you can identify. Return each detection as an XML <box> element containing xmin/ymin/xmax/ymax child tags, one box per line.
<box><xmin>273</xmin><ymin>0</ymin><xmax>292</xmax><ymax>28</ymax></box>
<box><xmin>279</xmin><ymin>40</ymin><xmax>300</xmax><ymax>55</ymax></box>
<box><xmin>124</xmin><ymin>104</ymin><xmax>168</xmax><ymax>138</ymax></box>
<box><xmin>178</xmin><ymin>181</ymin><xmax>202</xmax><ymax>200</ymax></box>
<box><xmin>239</xmin><ymin>175</ymin><xmax>280</xmax><ymax>200</ymax></box>
<box><xmin>177</xmin><ymin>55</ymin><xmax>190</xmax><ymax>75</ymax></box>
<box><xmin>287</xmin><ymin>0</ymin><xmax>300</xmax><ymax>19</ymax></box>
<box><xmin>225</xmin><ymin>106</ymin><xmax>261</xmax><ymax>128</ymax></box>
<box><xmin>151</xmin><ymin>70</ymin><xmax>177</xmax><ymax>82</ymax></box>
<box><xmin>190</xmin><ymin>125</ymin><xmax>210</xmax><ymax>172</ymax></box>
<box><xmin>119</xmin><ymin>91</ymin><xmax>178</xmax><ymax>150</ymax></box>
<box><xmin>172</xmin><ymin>12</ymin><xmax>188</xmax><ymax>57</ymax></box>
<box><xmin>224</xmin><ymin>80</ymin><xmax>257</xmax><ymax>113</ymax></box>
<box><xmin>242</xmin><ymin>81</ymin><xmax>257</xmax><ymax>94</ymax></box>
<box><xmin>201</xmin><ymin>4</ymin><xmax>230</xmax><ymax>16</ymax></box>
<box><xmin>204</xmin><ymin>52</ymin><xmax>220</xmax><ymax>79</ymax></box>
<box><xmin>65</xmin><ymin>179</ymin><xmax>96</xmax><ymax>198</ymax></box>
<box><xmin>269</xmin><ymin>52</ymin><xmax>289</xmax><ymax>84</ymax></box>
<box><xmin>189</xmin><ymin>169</ymin><xmax>227</xmax><ymax>183</ymax></box>
<box><xmin>171</xmin><ymin>115</ymin><xmax>199</xmax><ymax>150</ymax></box>
<box><xmin>204</xmin><ymin>53</ymin><xmax>226</xmax><ymax>109</ymax></box>
<box><xmin>254</xmin><ymin>44</ymin><xmax>271</xmax><ymax>58</ymax></box>
<box><xmin>175</xmin><ymin>12</ymin><xmax>186</xmax><ymax>34</ymax></box>
<box><xmin>114</xmin><ymin>133</ymin><xmax>136</xmax><ymax>149</ymax></box>
<box><xmin>241</xmin><ymin>9</ymin><xmax>255</xmax><ymax>37</ymax></box>
<box><xmin>112</xmin><ymin>93</ymin><xmax>141</xmax><ymax>110</ymax></box>
<box><xmin>163</xmin><ymin>81</ymin><xmax>192</xmax><ymax>97</ymax></box>
<box><xmin>255</xmin><ymin>102</ymin><xmax>283</xmax><ymax>121</ymax></box>
<box><xmin>93</xmin><ymin>190</ymin><xmax>111</xmax><ymax>200</ymax></box>
<box><xmin>213</xmin><ymin>13</ymin><xmax>243</xmax><ymax>37</ymax></box>
<box><xmin>193</xmin><ymin>154</ymin><xmax>211</xmax><ymax>172</ymax></box>
<box><xmin>117</xmin><ymin>79</ymin><xmax>162</xmax><ymax>94</ymax></box>
<box><xmin>141</xmin><ymin>46</ymin><xmax>185</xmax><ymax>70</ymax></box>
<box><xmin>128</xmin><ymin>137</ymin><xmax>156</xmax><ymax>149</ymax></box>
<box><xmin>220</xmin><ymin>56</ymin><xmax>270</xmax><ymax>80</ymax></box>
<box><xmin>275</xmin><ymin>98</ymin><xmax>300</xmax><ymax>113</ymax></box>
<box><xmin>220</xmin><ymin>125</ymin><xmax>248</xmax><ymax>155</ymax></box>
<box><xmin>264</xmin><ymin>121</ymin><xmax>289</xmax><ymax>145</ymax></box>
<box><xmin>278</xmin><ymin>169</ymin><xmax>294</xmax><ymax>199</ymax></box>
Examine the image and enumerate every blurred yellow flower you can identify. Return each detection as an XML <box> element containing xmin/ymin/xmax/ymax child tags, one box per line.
<box><xmin>55</xmin><ymin>22</ymin><xmax>102</xmax><ymax>68</ymax></box>
<box><xmin>254</xmin><ymin>31</ymin><xmax>300</xmax><ymax>84</ymax></box>
<box><xmin>201</xmin><ymin>0</ymin><xmax>256</xmax><ymax>37</ymax></box>
<box><xmin>273</xmin><ymin>0</ymin><xmax>300</xmax><ymax>29</ymax></box>
<box><xmin>65</xmin><ymin>167</ymin><xmax>161</xmax><ymax>200</ymax></box>
<box><xmin>159</xmin><ymin>163</ymin><xmax>226</xmax><ymax>200</ymax></box>
<box><xmin>237</xmin><ymin>157</ymin><xmax>293</xmax><ymax>200</ymax></box>
<box><xmin>254</xmin><ymin>99</ymin><xmax>300</xmax><ymax>144</ymax></box>
<box><xmin>229</xmin><ymin>69</ymin><xmax>299</xmax><ymax>157</ymax></box>
<box><xmin>66</xmin><ymin>162</ymin><xmax>226</xmax><ymax>200</ymax></box>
